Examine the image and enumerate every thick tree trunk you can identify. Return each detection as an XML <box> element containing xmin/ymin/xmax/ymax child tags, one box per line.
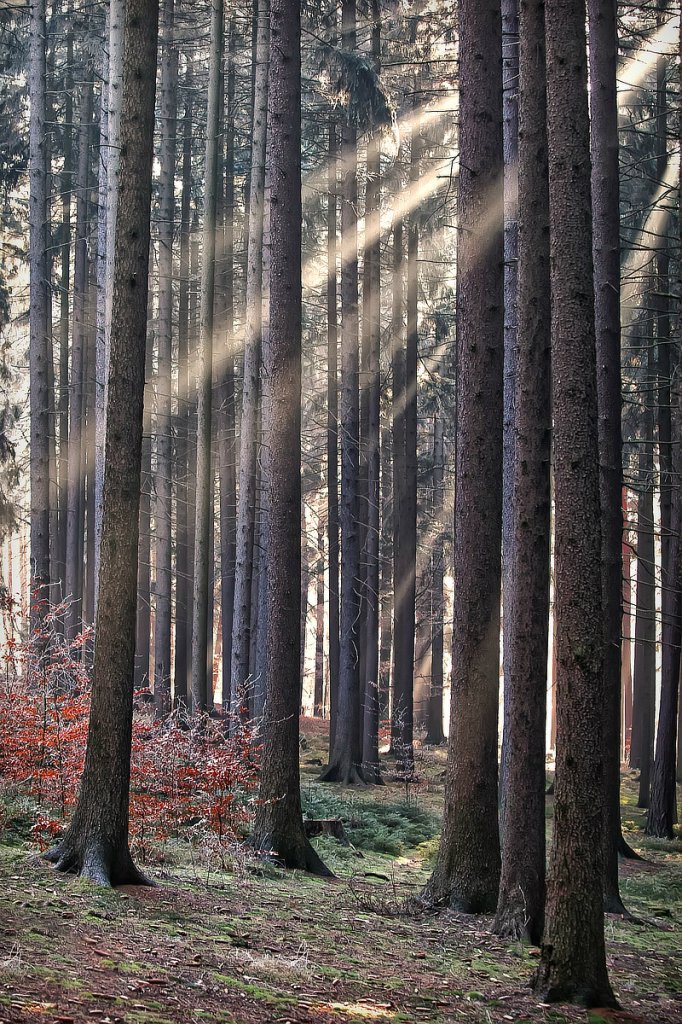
<box><xmin>44</xmin><ymin>0</ymin><xmax>160</xmax><ymax>887</ymax></box>
<box><xmin>421</xmin><ymin>0</ymin><xmax>504</xmax><ymax>915</ymax></box>
<box><xmin>153</xmin><ymin>0</ymin><xmax>177</xmax><ymax>717</ymax></box>
<box><xmin>320</xmin><ymin>0</ymin><xmax>364</xmax><ymax>785</ymax></box>
<box><xmin>494</xmin><ymin>0</ymin><xmax>550</xmax><ymax>945</ymax></box>
<box><xmin>231</xmin><ymin>0</ymin><xmax>269</xmax><ymax>714</ymax></box>
<box><xmin>191</xmin><ymin>0</ymin><xmax>223</xmax><ymax>713</ymax></box>
<box><xmin>588</xmin><ymin>0</ymin><xmax>627</xmax><ymax>914</ymax></box>
<box><xmin>532</xmin><ymin>0</ymin><xmax>616</xmax><ymax>1006</ymax></box>
<box><xmin>252</xmin><ymin>0</ymin><xmax>330</xmax><ymax>875</ymax></box>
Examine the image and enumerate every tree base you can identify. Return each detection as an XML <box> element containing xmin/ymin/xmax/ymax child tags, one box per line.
<box><xmin>360</xmin><ymin>763</ymin><xmax>385</xmax><ymax>785</ymax></box>
<box><xmin>253</xmin><ymin>831</ymin><xmax>334</xmax><ymax>877</ymax></box>
<box><xmin>603</xmin><ymin>889</ymin><xmax>630</xmax><ymax>917</ymax></box>
<box><xmin>43</xmin><ymin>840</ymin><xmax>153</xmax><ymax>889</ymax></box>
<box><xmin>318</xmin><ymin>762</ymin><xmax>366</xmax><ymax>785</ymax></box>
<box><xmin>492</xmin><ymin>899</ymin><xmax>542</xmax><ymax>945</ymax></box>
<box><xmin>419</xmin><ymin>872</ymin><xmax>498</xmax><ymax>915</ymax></box>
<box><xmin>532</xmin><ymin>949</ymin><xmax>619</xmax><ymax>1009</ymax></box>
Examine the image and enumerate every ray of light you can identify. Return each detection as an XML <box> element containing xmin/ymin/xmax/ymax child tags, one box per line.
<box><xmin>620</xmin><ymin>154</ymin><xmax>676</xmax><ymax>326</ymax></box>
<box><xmin>617</xmin><ymin>14</ymin><xmax>679</xmax><ymax>108</ymax></box>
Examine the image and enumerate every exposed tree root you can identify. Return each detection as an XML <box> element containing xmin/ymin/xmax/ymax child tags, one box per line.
<box><xmin>43</xmin><ymin>840</ymin><xmax>153</xmax><ymax>888</ymax></box>
<box><xmin>618</xmin><ymin>834</ymin><xmax>644</xmax><ymax>861</ymax></box>
<box><xmin>254</xmin><ymin>831</ymin><xmax>335</xmax><ymax>878</ymax></box>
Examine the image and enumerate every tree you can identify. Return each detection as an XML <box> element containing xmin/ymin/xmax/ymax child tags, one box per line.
<box><xmin>421</xmin><ymin>0</ymin><xmax>504</xmax><ymax>914</ymax></box>
<box><xmin>153</xmin><ymin>0</ymin><xmax>177</xmax><ymax>717</ymax></box>
<box><xmin>251</xmin><ymin>0</ymin><xmax>330</xmax><ymax>875</ymax></box>
<box><xmin>494</xmin><ymin>0</ymin><xmax>551</xmax><ymax>945</ymax></box>
<box><xmin>320</xmin><ymin>0</ymin><xmax>364</xmax><ymax>785</ymax></box>
<box><xmin>44</xmin><ymin>0</ymin><xmax>160</xmax><ymax>886</ymax></box>
<box><xmin>588</xmin><ymin>0</ymin><xmax>627</xmax><ymax>912</ymax></box>
<box><xmin>231</xmin><ymin>0</ymin><xmax>269</xmax><ymax>716</ymax></box>
<box><xmin>531</xmin><ymin>0</ymin><xmax>617</xmax><ymax>1005</ymax></box>
<box><xmin>28</xmin><ymin>0</ymin><xmax>51</xmax><ymax>628</ymax></box>
<box><xmin>191</xmin><ymin>0</ymin><xmax>223</xmax><ymax>714</ymax></box>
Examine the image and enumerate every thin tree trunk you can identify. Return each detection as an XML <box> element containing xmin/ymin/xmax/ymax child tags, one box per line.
<box><xmin>65</xmin><ymin>83</ymin><xmax>93</xmax><ymax>643</ymax></box>
<box><xmin>153</xmin><ymin>0</ymin><xmax>177</xmax><ymax>717</ymax></box>
<box><xmin>320</xmin><ymin>0</ymin><xmax>363</xmax><ymax>785</ymax></box>
<box><xmin>174</xmin><ymin>62</ymin><xmax>193</xmax><ymax>707</ymax></box>
<box><xmin>230</xmin><ymin>0</ymin><xmax>269</xmax><ymax>714</ymax></box>
<box><xmin>134</xmin><ymin>316</ymin><xmax>154</xmax><ymax>691</ymax></box>
<box><xmin>588</xmin><ymin>0</ymin><xmax>627</xmax><ymax>914</ymax></box>
<box><xmin>494</xmin><ymin>0</ymin><xmax>550</xmax><ymax>944</ymax></box>
<box><xmin>191</xmin><ymin>0</ymin><xmax>223</xmax><ymax>713</ymax></box>
<box><xmin>425</xmin><ymin>400</ymin><xmax>445</xmax><ymax>746</ymax></box>
<box><xmin>327</xmin><ymin>117</ymin><xmax>340</xmax><ymax>749</ymax></box>
<box><xmin>28</xmin><ymin>0</ymin><xmax>51</xmax><ymax>626</ymax></box>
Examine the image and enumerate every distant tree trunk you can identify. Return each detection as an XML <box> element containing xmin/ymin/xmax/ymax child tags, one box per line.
<box><xmin>191</xmin><ymin>0</ymin><xmax>223</xmax><ymax>713</ymax></box>
<box><xmin>327</xmin><ymin>117</ymin><xmax>340</xmax><ymax>748</ymax></box>
<box><xmin>173</xmin><ymin>62</ymin><xmax>193</xmax><ymax>707</ymax></box>
<box><xmin>252</xmin><ymin>0</ymin><xmax>330</xmax><ymax>875</ymax></box>
<box><xmin>231</xmin><ymin>0</ymin><xmax>269</xmax><ymax>713</ymax></box>
<box><xmin>532</xmin><ymin>0</ymin><xmax>616</xmax><ymax>1006</ymax></box>
<box><xmin>421</xmin><ymin>0</ymin><xmax>504</xmax><ymax>915</ymax></box>
<box><xmin>153</xmin><ymin>0</ymin><xmax>177</xmax><ymax>717</ymax></box>
<box><xmin>588</xmin><ymin>0</ymin><xmax>626</xmax><ymax>914</ymax></box>
<box><xmin>622</xmin><ymin>494</ymin><xmax>633</xmax><ymax>760</ymax></box>
<box><xmin>44</xmin><ymin>0</ymin><xmax>160</xmax><ymax>887</ymax></box>
<box><xmin>647</xmin><ymin>26</ymin><xmax>680</xmax><ymax>839</ymax></box>
<box><xmin>361</xmin><ymin>0</ymin><xmax>382</xmax><ymax>782</ymax></box>
<box><xmin>493</xmin><ymin>0</ymin><xmax>550</xmax><ymax>945</ymax></box>
<box><xmin>219</xmin><ymin>32</ymin><xmax>237</xmax><ymax>714</ymax></box>
<box><xmin>65</xmin><ymin>83</ymin><xmax>93</xmax><ymax>643</ymax></box>
<box><xmin>379</xmin><ymin>416</ymin><xmax>393</xmax><ymax>719</ymax></box>
<box><xmin>394</xmin><ymin>106</ymin><xmax>420</xmax><ymax>772</ymax></box>
<box><xmin>56</xmin><ymin>27</ymin><xmax>73</xmax><ymax>597</ymax></box>
<box><xmin>320</xmin><ymin>0</ymin><xmax>363</xmax><ymax>785</ymax></box>
<box><xmin>425</xmin><ymin>400</ymin><xmax>445</xmax><ymax>746</ymax></box>
<box><xmin>391</xmin><ymin>211</ymin><xmax>405</xmax><ymax>757</ymax></box>
<box><xmin>28</xmin><ymin>0</ymin><xmax>51</xmax><ymax>625</ymax></box>
<box><xmin>314</xmin><ymin>513</ymin><xmax>325</xmax><ymax>717</ymax></box>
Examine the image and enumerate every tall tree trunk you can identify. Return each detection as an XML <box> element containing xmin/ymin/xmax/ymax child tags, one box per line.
<box><xmin>493</xmin><ymin>0</ymin><xmax>550</xmax><ymax>945</ymax></box>
<box><xmin>499</xmin><ymin>0</ymin><xmax>519</xmax><ymax>820</ymax></box>
<box><xmin>218</xmin><ymin>27</ymin><xmax>237</xmax><ymax>714</ymax></box>
<box><xmin>320</xmin><ymin>0</ymin><xmax>363</xmax><ymax>785</ymax></box>
<box><xmin>390</xmin><ymin>210</ymin><xmax>405</xmax><ymax>757</ymax></box>
<box><xmin>44</xmin><ymin>0</ymin><xmax>160</xmax><ymax>887</ymax></box>
<box><xmin>588</xmin><ymin>0</ymin><xmax>627</xmax><ymax>913</ymax></box>
<box><xmin>134</xmin><ymin>315</ymin><xmax>154</xmax><ymax>690</ymax></box>
<box><xmin>326</xmin><ymin>117</ymin><xmax>340</xmax><ymax>749</ymax></box>
<box><xmin>191</xmin><ymin>0</ymin><xmax>223</xmax><ymax>713</ymax></box>
<box><xmin>153</xmin><ymin>0</ymin><xmax>177</xmax><ymax>717</ymax></box>
<box><xmin>252</xmin><ymin>0</ymin><xmax>330</xmax><ymax>875</ymax></box>
<box><xmin>65</xmin><ymin>83</ymin><xmax>93</xmax><ymax>644</ymax></box>
<box><xmin>174</xmin><ymin>62</ymin><xmax>193</xmax><ymax>707</ymax></box>
<box><xmin>28</xmin><ymin>0</ymin><xmax>51</xmax><ymax>626</ymax></box>
<box><xmin>532</xmin><ymin>0</ymin><xmax>616</xmax><ymax>1005</ymax></box>
<box><xmin>231</xmin><ymin>0</ymin><xmax>269</xmax><ymax>714</ymax></box>
<box><xmin>421</xmin><ymin>0</ymin><xmax>504</xmax><ymax>914</ymax></box>
<box><xmin>379</xmin><ymin>416</ymin><xmax>393</xmax><ymax>720</ymax></box>
<box><xmin>95</xmin><ymin>0</ymin><xmax>125</xmax><ymax>602</ymax></box>
<box><xmin>425</xmin><ymin>400</ymin><xmax>445</xmax><ymax>746</ymax></box>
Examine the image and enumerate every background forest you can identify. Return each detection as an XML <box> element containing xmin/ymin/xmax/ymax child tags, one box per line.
<box><xmin>0</xmin><ymin>0</ymin><xmax>681</xmax><ymax>1022</ymax></box>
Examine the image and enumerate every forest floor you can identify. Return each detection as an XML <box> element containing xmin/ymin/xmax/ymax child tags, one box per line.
<box><xmin>0</xmin><ymin>719</ymin><xmax>681</xmax><ymax>1024</ymax></box>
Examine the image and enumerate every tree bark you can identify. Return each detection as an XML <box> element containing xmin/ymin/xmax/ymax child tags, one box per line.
<box><xmin>327</xmin><ymin>117</ymin><xmax>340</xmax><ymax>749</ymax></box>
<box><xmin>44</xmin><ymin>0</ymin><xmax>160</xmax><ymax>887</ymax></box>
<box><xmin>494</xmin><ymin>0</ymin><xmax>550</xmax><ymax>945</ymax></box>
<box><xmin>532</xmin><ymin>0</ymin><xmax>617</xmax><ymax>1005</ymax></box>
<box><xmin>153</xmin><ymin>0</ymin><xmax>177</xmax><ymax>717</ymax></box>
<box><xmin>231</xmin><ymin>0</ymin><xmax>269</xmax><ymax>715</ymax></box>
<box><xmin>28</xmin><ymin>0</ymin><xmax>51</xmax><ymax>625</ymax></box>
<box><xmin>320</xmin><ymin>0</ymin><xmax>364</xmax><ymax>785</ymax></box>
<box><xmin>252</xmin><ymin>0</ymin><xmax>330</xmax><ymax>875</ymax></box>
<box><xmin>191</xmin><ymin>0</ymin><xmax>223</xmax><ymax>713</ymax></box>
<box><xmin>421</xmin><ymin>0</ymin><xmax>504</xmax><ymax>915</ymax></box>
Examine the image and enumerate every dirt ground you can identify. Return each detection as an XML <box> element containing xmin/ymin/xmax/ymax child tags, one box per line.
<box><xmin>0</xmin><ymin>725</ymin><xmax>680</xmax><ymax>1024</ymax></box>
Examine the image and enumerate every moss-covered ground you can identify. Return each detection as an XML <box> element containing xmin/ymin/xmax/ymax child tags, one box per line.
<box><xmin>0</xmin><ymin>719</ymin><xmax>680</xmax><ymax>1023</ymax></box>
